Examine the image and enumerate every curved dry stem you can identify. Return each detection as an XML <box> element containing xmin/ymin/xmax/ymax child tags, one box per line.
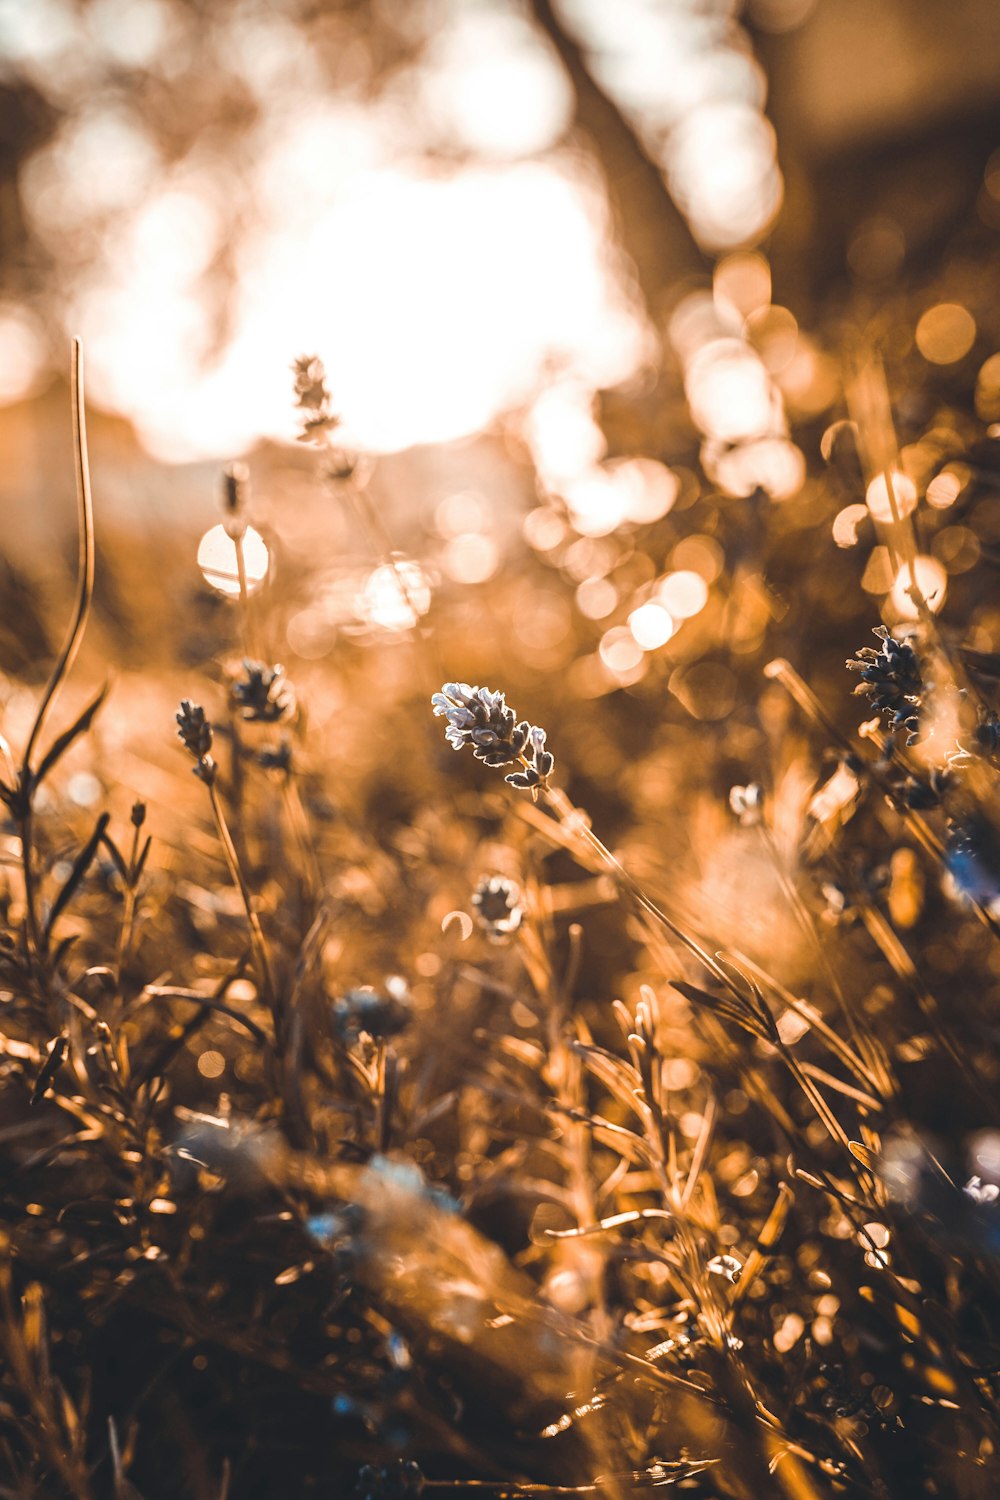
<box><xmin>23</xmin><ymin>339</ymin><xmax>96</xmax><ymax>776</ymax></box>
<box><xmin>18</xmin><ymin>341</ymin><xmax>96</xmax><ymax>972</ymax></box>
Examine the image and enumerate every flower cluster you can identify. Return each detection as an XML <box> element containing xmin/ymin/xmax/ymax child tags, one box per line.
<box><xmin>846</xmin><ymin>626</ymin><xmax>924</xmax><ymax>742</ymax></box>
<box><xmin>230</xmin><ymin>660</ymin><xmax>293</xmax><ymax>723</ymax></box>
<box><xmin>431</xmin><ymin>683</ymin><xmax>553</xmax><ymax>791</ymax></box>
<box><xmin>176</xmin><ymin>700</ymin><xmax>216</xmax><ymax>785</ymax></box>
<box><xmin>221</xmin><ymin>461</ymin><xmax>250</xmax><ymax>539</ymax></box>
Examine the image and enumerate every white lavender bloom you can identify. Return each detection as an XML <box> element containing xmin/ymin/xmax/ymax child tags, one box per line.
<box><xmin>432</xmin><ymin>683</ymin><xmax>554</xmax><ymax>790</ymax></box>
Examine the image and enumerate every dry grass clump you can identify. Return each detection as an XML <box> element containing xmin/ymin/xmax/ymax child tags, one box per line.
<box><xmin>0</xmin><ymin>329</ymin><xmax>999</xmax><ymax>1500</ymax></box>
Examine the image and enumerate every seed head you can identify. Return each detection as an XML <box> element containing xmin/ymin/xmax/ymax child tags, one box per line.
<box><xmin>846</xmin><ymin>626</ymin><xmax>924</xmax><ymax>743</ymax></box>
<box><xmin>231</xmin><ymin>660</ymin><xmax>293</xmax><ymax>724</ymax></box>
<box><xmin>471</xmin><ymin>874</ymin><xmax>523</xmax><ymax>937</ymax></box>
<box><xmin>221</xmin><ymin>462</ymin><xmax>250</xmax><ymax>539</ymax></box>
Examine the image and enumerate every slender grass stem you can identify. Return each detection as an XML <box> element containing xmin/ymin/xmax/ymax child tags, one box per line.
<box><xmin>207</xmin><ymin>779</ymin><xmax>276</xmax><ymax>1013</ymax></box>
<box><xmin>18</xmin><ymin>340</ymin><xmax>96</xmax><ymax>975</ymax></box>
<box><xmin>233</xmin><ymin>528</ymin><xmax>260</xmax><ymax>662</ymax></box>
<box><xmin>22</xmin><ymin>340</ymin><xmax>95</xmax><ymax>775</ymax></box>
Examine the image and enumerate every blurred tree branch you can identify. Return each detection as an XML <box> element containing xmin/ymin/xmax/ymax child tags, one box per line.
<box><xmin>530</xmin><ymin>0</ymin><xmax>708</xmax><ymax>325</ymax></box>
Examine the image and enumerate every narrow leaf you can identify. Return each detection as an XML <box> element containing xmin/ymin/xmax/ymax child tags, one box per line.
<box><xmin>31</xmin><ymin>1033</ymin><xmax>69</xmax><ymax>1105</ymax></box>
<box><xmin>43</xmin><ymin>812</ymin><xmax>110</xmax><ymax>948</ymax></box>
<box><xmin>34</xmin><ymin>680</ymin><xmax>109</xmax><ymax>788</ymax></box>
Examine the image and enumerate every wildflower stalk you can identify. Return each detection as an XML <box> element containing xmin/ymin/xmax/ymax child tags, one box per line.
<box><xmin>16</xmin><ymin>340</ymin><xmax>95</xmax><ymax>976</ymax></box>
<box><xmin>541</xmin><ymin>781</ymin><xmax>735</xmax><ymax>984</ymax></box>
<box><xmin>233</xmin><ymin>527</ymin><xmax>259</xmax><ymax>661</ymax></box>
<box><xmin>207</xmin><ymin>777</ymin><xmax>276</xmax><ymax>1013</ymax></box>
<box><xmin>176</xmin><ymin>702</ymin><xmax>276</xmax><ymax>1016</ymax></box>
<box><xmin>22</xmin><ymin>342</ymin><xmax>95</xmax><ymax>775</ymax></box>
<box><xmin>113</xmin><ymin>802</ymin><xmax>149</xmax><ymax>982</ymax></box>
<box><xmin>280</xmin><ymin>773</ymin><xmax>322</xmax><ymax>898</ymax></box>
<box><xmin>755</xmin><ymin>823</ymin><xmax>886</xmax><ymax>1094</ymax></box>
<box><xmin>222</xmin><ymin>462</ymin><xmax>260</xmax><ymax>663</ymax></box>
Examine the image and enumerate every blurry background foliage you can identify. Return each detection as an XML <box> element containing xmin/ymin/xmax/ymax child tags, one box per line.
<box><xmin>2</xmin><ymin>1</ymin><xmax>1000</xmax><ymax>1497</ymax></box>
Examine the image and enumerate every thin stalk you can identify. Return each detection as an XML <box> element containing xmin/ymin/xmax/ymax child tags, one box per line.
<box><xmin>540</xmin><ymin>782</ymin><xmax>734</xmax><ymax>990</ymax></box>
<box><xmin>232</xmin><ymin>528</ymin><xmax>260</xmax><ymax>662</ymax></box>
<box><xmin>207</xmin><ymin>779</ymin><xmax>275</xmax><ymax>1013</ymax></box>
<box><xmin>114</xmin><ymin>818</ymin><xmax>143</xmax><ymax>981</ymax></box>
<box><xmin>855</xmin><ymin>895</ymin><xmax>998</xmax><ymax>1116</ymax></box>
<box><xmin>22</xmin><ymin>340</ymin><xmax>95</xmax><ymax>773</ymax></box>
<box><xmin>18</xmin><ymin>340</ymin><xmax>95</xmax><ymax>972</ymax></box>
<box><xmin>757</xmin><ymin>824</ymin><xmax>881</xmax><ymax>1090</ymax></box>
<box><xmin>281</xmin><ymin>773</ymin><xmax>322</xmax><ymax>896</ymax></box>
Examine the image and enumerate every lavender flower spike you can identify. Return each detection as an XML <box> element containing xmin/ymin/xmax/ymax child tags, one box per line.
<box><xmin>432</xmin><ymin>683</ymin><xmax>554</xmax><ymax>791</ymax></box>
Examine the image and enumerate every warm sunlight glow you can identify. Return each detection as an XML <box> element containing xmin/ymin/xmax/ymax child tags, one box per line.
<box><xmin>865</xmin><ymin>470</ymin><xmax>918</xmax><ymax>523</ymax></box>
<box><xmin>73</xmin><ymin>160</ymin><xmax>649</xmax><ymax>461</ymax></box>
<box><xmin>915</xmin><ymin>303</ymin><xmax>976</xmax><ymax>365</ymax></box>
<box><xmin>599</xmin><ymin>625</ymin><xmax>647</xmax><ymax>682</ymax></box>
<box><xmin>685</xmin><ymin>340</ymin><xmax>777</xmax><ymax>445</ymax></box>
<box><xmin>197</xmin><ymin>524</ymin><xmax>269</xmax><ymax>596</ymax></box>
<box><xmin>656</xmin><ymin>570</ymin><xmax>709</xmax><ymax>620</ymax></box>
<box><xmin>887</xmin><ymin>556</ymin><xmax>948</xmax><ymax>620</ymax></box>
<box><xmin>628</xmin><ymin>601</ymin><xmax>676</xmax><ymax>650</ymax></box>
<box><xmin>0</xmin><ymin>303</ymin><xmax>47</xmax><ymax>403</ymax></box>
<box><xmin>605</xmin><ymin>458</ymin><xmax>680</xmax><ymax>525</ymax></box>
<box><xmin>360</xmin><ymin>560</ymin><xmax>432</xmax><ymax>632</ymax></box>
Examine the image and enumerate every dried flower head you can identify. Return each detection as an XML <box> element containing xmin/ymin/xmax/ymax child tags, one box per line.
<box><xmin>846</xmin><ymin>626</ymin><xmax>924</xmax><ymax>742</ymax></box>
<box><xmin>471</xmin><ymin>874</ymin><xmax>523</xmax><ymax>937</ymax></box>
<box><xmin>293</xmin><ymin>354</ymin><xmax>339</xmax><ymax>441</ymax></box>
<box><xmin>176</xmin><ymin>700</ymin><xmax>217</xmax><ymax>785</ymax></box>
<box><xmin>231</xmin><ymin>660</ymin><xmax>294</xmax><ymax>724</ymax></box>
<box><xmin>431</xmin><ymin>683</ymin><xmax>554</xmax><ymax>791</ymax></box>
